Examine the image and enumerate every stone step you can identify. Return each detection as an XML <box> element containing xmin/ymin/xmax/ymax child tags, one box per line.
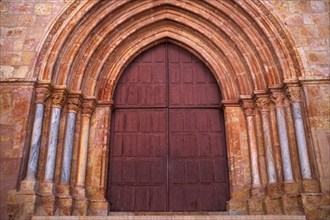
<box><xmin>32</xmin><ymin>213</ymin><xmax>307</xmax><ymax>220</ymax></box>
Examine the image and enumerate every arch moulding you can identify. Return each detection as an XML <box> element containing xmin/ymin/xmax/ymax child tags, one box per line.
<box><xmin>11</xmin><ymin>0</ymin><xmax>323</xmax><ymax>218</ymax></box>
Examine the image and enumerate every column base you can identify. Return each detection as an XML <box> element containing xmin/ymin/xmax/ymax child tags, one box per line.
<box><xmin>35</xmin><ymin>181</ymin><xmax>56</xmax><ymax>216</ymax></box>
<box><xmin>264</xmin><ymin>196</ymin><xmax>283</xmax><ymax>214</ymax></box>
<box><xmin>302</xmin><ymin>179</ymin><xmax>320</xmax><ymax>193</ymax></box>
<box><xmin>282</xmin><ymin>181</ymin><xmax>303</xmax><ymax>215</ymax></box>
<box><xmin>7</xmin><ymin>189</ymin><xmax>38</xmax><ymax>220</ymax></box>
<box><xmin>248</xmin><ymin>197</ymin><xmax>265</xmax><ymax>215</ymax></box>
<box><xmin>20</xmin><ymin>179</ymin><xmax>38</xmax><ymax>193</ymax></box>
<box><xmin>267</xmin><ymin>183</ymin><xmax>282</xmax><ymax>198</ymax></box>
<box><xmin>86</xmin><ymin>186</ymin><xmax>108</xmax><ymax>216</ymax></box>
<box><xmin>72</xmin><ymin>186</ymin><xmax>88</xmax><ymax>216</ymax></box>
<box><xmin>226</xmin><ymin>199</ymin><xmax>248</xmax><ymax>215</ymax></box>
<box><xmin>54</xmin><ymin>184</ymin><xmax>73</xmax><ymax>216</ymax></box>
<box><xmin>283</xmin><ymin>181</ymin><xmax>301</xmax><ymax>195</ymax></box>
<box><xmin>88</xmin><ymin>200</ymin><xmax>109</xmax><ymax>216</ymax></box>
<box><xmin>250</xmin><ymin>186</ymin><xmax>265</xmax><ymax>197</ymax></box>
<box><xmin>282</xmin><ymin>195</ymin><xmax>304</xmax><ymax>215</ymax></box>
<box><xmin>301</xmin><ymin>193</ymin><xmax>330</xmax><ymax>220</ymax></box>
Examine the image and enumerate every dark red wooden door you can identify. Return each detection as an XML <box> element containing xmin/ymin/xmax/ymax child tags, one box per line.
<box><xmin>108</xmin><ymin>43</ymin><xmax>229</xmax><ymax>212</ymax></box>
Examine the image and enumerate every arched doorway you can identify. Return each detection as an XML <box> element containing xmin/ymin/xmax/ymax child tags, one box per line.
<box><xmin>10</xmin><ymin>1</ymin><xmax>323</xmax><ymax>219</ymax></box>
<box><xmin>108</xmin><ymin>43</ymin><xmax>229</xmax><ymax>212</ymax></box>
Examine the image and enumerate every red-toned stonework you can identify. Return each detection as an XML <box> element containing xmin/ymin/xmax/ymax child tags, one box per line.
<box><xmin>1</xmin><ymin>0</ymin><xmax>329</xmax><ymax>220</ymax></box>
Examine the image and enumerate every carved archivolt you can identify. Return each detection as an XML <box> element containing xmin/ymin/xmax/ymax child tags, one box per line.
<box><xmin>34</xmin><ymin>0</ymin><xmax>303</xmax><ymax>102</ymax></box>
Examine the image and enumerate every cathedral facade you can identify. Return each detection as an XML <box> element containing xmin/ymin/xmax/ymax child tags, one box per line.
<box><xmin>0</xmin><ymin>1</ymin><xmax>329</xmax><ymax>219</ymax></box>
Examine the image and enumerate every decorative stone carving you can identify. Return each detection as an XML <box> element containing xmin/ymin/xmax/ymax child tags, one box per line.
<box><xmin>67</xmin><ymin>97</ymin><xmax>81</xmax><ymax>113</ymax></box>
<box><xmin>271</xmin><ymin>91</ymin><xmax>286</xmax><ymax>107</ymax></box>
<box><xmin>51</xmin><ymin>92</ymin><xmax>66</xmax><ymax>108</ymax></box>
<box><xmin>287</xmin><ymin>87</ymin><xmax>302</xmax><ymax>102</ymax></box>
<box><xmin>256</xmin><ymin>97</ymin><xmax>270</xmax><ymax>112</ymax></box>
<box><xmin>81</xmin><ymin>101</ymin><xmax>95</xmax><ymax>116</ymax></box>
<box><xmin>242</xmin><ymin>100</ymin><xmax>255</xmax><ymax>116</ymax></box>
<box><xmin>35</xmin><ymin>87</ymin><xmax>51</xmax><ymax>104</ymax></box>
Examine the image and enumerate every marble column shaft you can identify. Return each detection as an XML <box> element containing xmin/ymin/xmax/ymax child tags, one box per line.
<box><xmin>26</xmin><ymin>104</ymin><xmax>45</xmax><ymax>180</ymax></box>
<box><xmin>76</xmin><ymin>101</ymin><xmax>95</xmax><ymax>187</ymax></box>
<box><xmin>26</xmin><ymin>87</ymin><xmax>50</xmax><ymax>180</ymax></box>
<box><xmin>256</xmin><ymin>97</ymin><xmax>277</xmax><ymax>184</ymax></box>
<box><xmin>44</xmin><ymin>92</ymin><xmax>66</xmax><ymax>181</ymax></box>
<box><xmin>60</xmin><ymin>112</ymin><xmax>77</xmax><ymax>183</ymax></box>
<box><xmin>288</xmin><ymin>87</ymin><xmax>312</xmax><ymax>179</ymax></box>
<box><xmin>272</xmin><ymin>92</ymin><xmax>294</xmax><ymax>182</ymax></box>
<box><xmin>60</xmin><ymin>96</ymin><xmax>80</xmax><ymax>184</ymax></box>
<box><xmin>243</xmin><ymin>101</ymin><xmax>261</xmax><ymax>187</ymax></box>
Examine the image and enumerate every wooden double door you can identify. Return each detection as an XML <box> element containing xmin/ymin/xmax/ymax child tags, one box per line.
<box><xmin>108</xmin><ymin>43</ymin><xmax>229</xmax><ymax>212</ymax></box>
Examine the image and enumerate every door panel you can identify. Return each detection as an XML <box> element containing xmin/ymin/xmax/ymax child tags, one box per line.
<box><xmin>109</xmin><ymin>109</ymin><xmax>167</xmax><ymax>211</ymax></box>
<box><xmin>168</xmin><ymin>109</ymin><xmax>228</xmax><ymax>211</ymax></box>
<box><xmin>114</xmin><ymin>44</ymin><xmax>167</xmax><ymax>108</ymax></box>
<box><xmin>109</xmin><ymin>43</ymin><xmax>228</xmax><ymax>212</ymax></box>
<box><xmin>168</xmin><ymin>44</ymin><xmax>220</xmax><ymax>107</ymax></box>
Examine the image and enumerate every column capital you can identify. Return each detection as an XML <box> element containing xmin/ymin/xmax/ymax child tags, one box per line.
<box><xmin>241</xmin><ymin>99</ymin><xmax>255</xmax><ymax>116</ymax></box>
<box><xmin>255</xmin><ymin>97</ymin><xmax>270</xmax><ymax>112</ymax></box>
<box><xmin>51</xmin><ymin>88</ymin><xmax>67</xmax><ymax>108</ymax></box>
<box><xmin>271</xmin><ymin>90</ymin><xmax>286</xmax><ymax>107</ymax></box>
<box><xmin>67</xmin><ymin>97</ymin><xmax>81</xmax><ymax>113</ymax></box>
<box><xmin>35</xmin><ymin>87</ymin><xmax>51</xmax><ymax>104</ymax></box>
<box><xmin>286</xmin><ymin>86</ymin><xmax>302</xmax><ymax>102</ymax></box>
<box><xmin>81</xmin><ymin>100</ymin><xmax>96</xmax><ymax>117</ymax></box>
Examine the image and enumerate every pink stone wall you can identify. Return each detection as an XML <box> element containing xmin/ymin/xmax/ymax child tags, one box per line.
<box><xmin>0</xmin><ymin>0</ymin><xmax>66</xmax><ymax>79</ymax></box>
<box><xmin>265</xmin><ymin>0</ymin><xmax>329</xmax><ymax>77</ymax></box>
<box><xmin>303</xmin><ymin>83</ymin><xmax>330</xmax><ymax>193</ymax></box>
<box><xmin>0</xmin><ymin>83</ymin><xmax>34</xmax><ymax>220</ymax></box>
<box><xmin>0</xmin><ymin>1</ymin><xmax>67</xmax><ymax>219</ymax></box>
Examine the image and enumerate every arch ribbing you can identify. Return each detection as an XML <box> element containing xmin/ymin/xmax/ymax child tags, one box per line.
<box><xmin>35</xmin><ymin>0</ymin><xmax>303</xmax><ymax>101</ymax></box>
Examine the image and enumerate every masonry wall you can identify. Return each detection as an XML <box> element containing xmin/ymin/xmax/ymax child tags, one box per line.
<box><xmin>0</xmin><ymin>2</ymin><xmax>67</xmax><ymax>219</ymax></box>
<box><xmin>0</xmin><ymin>1</ymin><xmax>329</xmax><ymax>219</ymax></box>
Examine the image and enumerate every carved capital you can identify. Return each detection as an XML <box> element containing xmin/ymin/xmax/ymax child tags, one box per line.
<box><xmin>67</xmin><ymin>97</ymin><xmax>81</xmax><ymax>113</ymax></box>
<box><xmin>242</xmin><ymin>100</ymin><xmax>255</xmax><ymax>116</ymax></box>
<box><xmin>271</xmin><ymin>91</ymin><xmax>286</xmax><ymax>107</ymax></box>
<box><xmin>51</xmin><ymin>92</ymin><xmax>67</xmax><ymax>108</ymax></box>
<box><xmin>81</xmin><ymin>101</ymin><xmax>95</xmax><ymax>116</ymax></box>
<box><xmin>256</xmin><ymin>97</ymin><xmax>270</xmax><ymax>112</ymax></box>
<box><xmin>286</xmin><ymin>87</ymin><xmax>302</xmax><ymax>102</ymax></box>
<box><xmin>35</xmin><ymin>87</ymin><xmax>51</xmax><ymax>104</ymax></box>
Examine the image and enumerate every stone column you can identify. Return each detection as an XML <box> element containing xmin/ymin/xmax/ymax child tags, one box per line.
<box><xmin>271</xmin><ymin>90</ymin><xmax>303</xmax><ymax>215</ymax></box>
<box><xmin>73</xmin><ymin>99</ymin><xmax>95</xmax><ymax>216</ymax></box>
<box><xmin>55</xmin><ymin>95</ymin><xmax>81</xmax><ymax>215</ymax></box>
<box><xmin>256</xmin><ymin>97</ymin><xmax>277</xmax><ymax>184</ymax></box>
<box><xmin>271</xmin><ymin>91</ymin><xmax>294</xmax><ymax>182</ymax></box>
<box><xmin>36</xmin><ymin>88</ymin><xmax>66</xmax><ymax>216</ymax></box>
<box><xmin>17</xmin><ymin>85</ymin><xmax>51</xmax><ymax>220</ymax></box>
<box><xmin>287</xmin><ymin>87</ymin><xmax>312</xmax><ymax>179</ymax></box>
<box><xmin>22</xmin><ymin>87</ymin><xmax>51</xmax><ymax>187</ymax></box>
<box><xmin>44</xmin><ymin>89</ymin><xmax>67</xmax><ymax>181</ymax></box>
<box><xmin>242</xmin><ymin>99</ymin><xmax>264</xmax><ymax>215</ymax></box>
<box><xmin>256</xmin><ymin>96</ymin><xmax>282</xmax><ymax>214</ymax></box>
<box><xmin>242</xmin><ymin>100</ymin><xmax>262</xmax><ymax>188</ymax></box>
<box><xmin>287</xmin><ymin>86</ymin><xmax>319</xmax><ymax>193</ymax></box>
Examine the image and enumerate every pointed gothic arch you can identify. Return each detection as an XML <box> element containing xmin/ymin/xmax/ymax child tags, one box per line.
<box><xmin>15</xmin><ymin>0</ymin><xmax>320</xmax><ymax>217</ymax></box>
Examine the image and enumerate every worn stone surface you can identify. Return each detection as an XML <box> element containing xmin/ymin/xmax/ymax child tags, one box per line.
<box><xmin>0</xmin><ymin>83</ymin><xmax>34</xmax><ymax>220</ymax></box>
<box><xmin>264</xmin><ymin>197</ymin><xmax>283</xmax><ymax>215</ymax></box>
<box><xmin>301</xmin><ymin>193</ymin><xmax>330</xmax><ymax>220</ymax></box>
<box><xmin>248</xmin><ymin>198</ymin><xmax>264</xmax><ymax>215</ymax></box>
<box><xmin>0</xmin><ymin>0</ymin><xmax>329</xmax><ymax>219</ymax></box>
<box><xmin>303</xmin><ymin>83</ymin><xmax>330</xmax><ymax>193</ymax></box>
<box><xmin>224</xmin><ymin>107</ymin><xmax>251</xmax><ymax>199</ymax></box>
